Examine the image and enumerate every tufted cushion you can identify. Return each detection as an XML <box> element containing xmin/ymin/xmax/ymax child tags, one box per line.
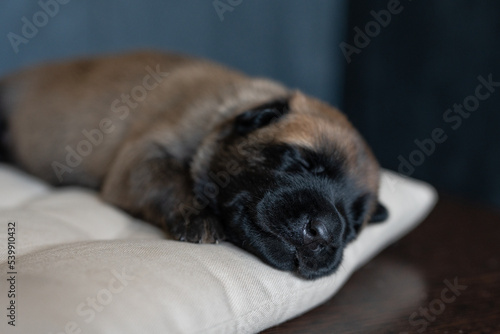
<box><xmin>0</xmin><ymin>164</ymin><xmax>436</xmax><ymax>333</ymax></box>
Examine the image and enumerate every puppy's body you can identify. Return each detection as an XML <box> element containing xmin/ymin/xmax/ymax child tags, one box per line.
<box><xmin>0</xmin><ymin>51</ymin><xmax>386</xmax><ymax>279</ymax></box>
<box><xmin>2</xmin><ymin>52</ymin><xmax>280</xmax><ymax>185</ymax></box>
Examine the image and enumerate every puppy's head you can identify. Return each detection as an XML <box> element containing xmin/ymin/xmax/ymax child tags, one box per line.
<box><xmin>194</xmin><ymin>92</ymin><xmax>388</xmax><ymax>279</ymax></box>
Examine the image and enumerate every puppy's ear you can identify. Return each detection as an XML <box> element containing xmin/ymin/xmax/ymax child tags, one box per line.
<box><xmin>369</xmin><ymin>203</ymin><xmax>389</xmax><ymax>223</ymax></box>
<box><xmin>234</xmin><ymin>98</ymin><xmax>289</xmax><ymax>135</ymax></box>
<box><xmin>350</xmin><ymin>195</ymin><xmax>388</xmax><ymax>232</ymax></box>
<box><xmin>350</xmin><ymin>194</ymin><xmax>371</xmax><ymax>233</ymax></box>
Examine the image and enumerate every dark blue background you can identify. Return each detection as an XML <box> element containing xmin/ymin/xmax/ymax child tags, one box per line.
<box><xmin>0</xmin><ymin>1</ymin><xmax>347</xmax><ymax>105</ymax></box>
<box><xmin>1</xmin><ymin>1</ymin><xmax>499</xmax><ymax>208</ymax></box>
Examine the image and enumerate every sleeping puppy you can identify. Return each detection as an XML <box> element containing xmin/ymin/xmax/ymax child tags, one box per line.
<box><xmin>0</xmin><ymin>51</ymin><xmax>387</xmax><ymax>279</ymax></box>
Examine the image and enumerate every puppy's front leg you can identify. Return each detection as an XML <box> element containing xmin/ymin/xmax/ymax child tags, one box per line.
<box><xmin>101</xmin><ymin>138</ymin><xmax>224</xmax><ymax>243</ymax></box>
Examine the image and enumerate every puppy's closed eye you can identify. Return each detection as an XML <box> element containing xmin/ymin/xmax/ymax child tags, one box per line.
<box><xmin>259</xmin><ymin>144</ymin><xmax>326</xmax><ymax>175</ymax></box>
<box><xmin>278</xmin><ymin>146</ymin><xmax>309</xmax><ymax>173</ymax></box>
<box><xmin>299</xmin><ymin>157</ymin><xmax>326</xmax><ymax>175</ymax></box>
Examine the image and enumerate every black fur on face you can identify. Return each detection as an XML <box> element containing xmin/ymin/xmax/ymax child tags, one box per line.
<box><xmin>197</xmin><ymin>99</ymin><xmax>387</xmax><ymax>279</ymax></box>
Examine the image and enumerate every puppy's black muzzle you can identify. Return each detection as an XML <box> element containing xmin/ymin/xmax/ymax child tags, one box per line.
<box><xmin>249</xmin><ymin>175</ymin><xmax>347</xmax><ymax>278</ymax></box>
<box><xmin>220</xmin><ymin>169</ymin><xmax>358</xmax><ymax>279</ymax></box>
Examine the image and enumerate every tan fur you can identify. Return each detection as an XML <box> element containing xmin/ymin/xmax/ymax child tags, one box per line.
<box><xmin>1</xmin><ymin>50</ymin><xmax>381</xmax><ymax>236</ymax></box>
<box><xmin>3</xmin><ymin>52</ymin><xmax>287</xmax><ymax>185</ymax></box>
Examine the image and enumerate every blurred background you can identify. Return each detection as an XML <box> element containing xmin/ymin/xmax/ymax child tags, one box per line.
<box><xmin>1</xmin><ymin>0</ymin><xmax>499</xmax><ymax>208</ymax></box>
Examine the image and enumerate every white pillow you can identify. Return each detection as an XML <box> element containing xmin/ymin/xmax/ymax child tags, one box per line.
<box><xmin>0</xmin><ymin>164</ymin><xmax>436</xmax><ymax>334</ymax></box>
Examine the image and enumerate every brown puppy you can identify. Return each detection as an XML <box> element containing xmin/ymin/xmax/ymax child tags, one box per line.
<box><xmin>0</xmin><ymin>51</ymin><xmax>387</xmax><ymax>279</ymax></box>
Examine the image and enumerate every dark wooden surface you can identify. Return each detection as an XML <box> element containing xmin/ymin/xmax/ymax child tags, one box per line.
<box><xmin>262</xmin><ymin>195</ymin><xmax>500</xmax><ymax>333</ymax></box>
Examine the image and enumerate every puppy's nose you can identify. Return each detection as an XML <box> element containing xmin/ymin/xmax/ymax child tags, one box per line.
<box><xmin>303</xmin><ymin>220</ymin><xmax>331</xmax><ymax>250</ymax></box>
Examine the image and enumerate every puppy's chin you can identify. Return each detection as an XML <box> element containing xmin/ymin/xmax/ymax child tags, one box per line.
<box><xmin>294</xmin><ymin>245</ymin><xmax>344</xmax><ymax>280</ymax></box>
<box><xmin>229</xmin><ymin>227</ymin><xmax>345</xmax><ymax>280</ymax></box>
<box><xmin>247</xmin><ymin>225</ymin><xmax>346</xmax><ymax>280</ymax></box>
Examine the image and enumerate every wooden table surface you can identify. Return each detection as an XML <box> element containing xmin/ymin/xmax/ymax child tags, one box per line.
<box><xmin>262</xmin><ymin>195</ymin><xmax>500</xmax><ymax>333</ymax></box>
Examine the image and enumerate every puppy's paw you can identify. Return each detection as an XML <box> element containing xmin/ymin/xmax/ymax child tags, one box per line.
<box><xmin>171</xmin><ymin>212</ymin><xmax>225</xmax><ymax>244</ymax></box>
